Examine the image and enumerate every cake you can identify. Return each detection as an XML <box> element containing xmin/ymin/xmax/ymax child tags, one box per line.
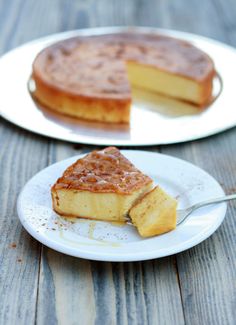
<box><xmin>32</xmin><ymin>32</ymin><xmax>215</xmax><ymax>123</ymax></box>
<box><xmin>129</xmin><ymin>186</ymin><xmax>177</xmax><ymax>237</ymax></box>
<box><xmin>51</xmin><ymin>147</ymin><xmax>153</xmax><ymax>221</ymax></box>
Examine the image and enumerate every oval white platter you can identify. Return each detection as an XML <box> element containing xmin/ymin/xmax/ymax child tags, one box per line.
<box><xmin>17</xmin><ymin>150</ymin><xmax>226</xmax><ymax>262</ymax></box>
<box><xmin>0</xmin><ymin>27</ymin><xmax>236</xmax><ymax>146</ymax></box>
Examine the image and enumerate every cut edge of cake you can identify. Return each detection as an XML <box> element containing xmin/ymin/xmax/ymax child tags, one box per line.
<box><xmin>126</xmin><ymin>60</ymin><xmax>214</xmax><ymax>106</ymax></box>
<box><xmin>129</xmin><ymin>185</ymin><xmax>177</xmax><ymax>237</ymax></box>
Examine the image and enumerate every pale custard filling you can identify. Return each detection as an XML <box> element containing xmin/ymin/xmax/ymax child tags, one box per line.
<box><xmin>126</xmin><ymin>61</ymin><xmax>202</xmax><ymax>104</ymax></box>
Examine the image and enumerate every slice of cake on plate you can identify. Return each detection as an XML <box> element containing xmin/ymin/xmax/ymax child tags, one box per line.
<box><xmin>129</xmin><ymin>186</ymin><xmax>177</xmax><ymax>237</ymax></box>
<box><xmin>52</xmin><ymin>146</ymin><xmax>178</xmax><ymax>237</ymax></box>
<box><xmin>51</xmin><ymin>147</ymin><xmax>153</xmax><ymax>222</ymax></box>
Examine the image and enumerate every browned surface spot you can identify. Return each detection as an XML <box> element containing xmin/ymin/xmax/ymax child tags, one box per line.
<box><xmin>52</xmin><ymin>147</ymin><xmax>152</xmax><ymax>194</ymax></box>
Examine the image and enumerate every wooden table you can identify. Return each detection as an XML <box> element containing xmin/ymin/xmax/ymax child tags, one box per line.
<box><xmin>0</xmin><ymin>0</ymin><xmax>235</xmax><ymax>324</ymax></box>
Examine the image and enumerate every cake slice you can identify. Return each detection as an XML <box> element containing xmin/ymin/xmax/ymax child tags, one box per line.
<box><xmin>129</xmin><ymin>186</ymin><xmax>177</xmax><ymax>237</ymax></box>
<box><xmin>51</xmin><ymin>147</ymin><xmax>153</xmax><ymax>221</ymax></box>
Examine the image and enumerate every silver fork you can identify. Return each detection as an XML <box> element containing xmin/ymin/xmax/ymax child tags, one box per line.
<box><xmin>177</xmin><ymin>193</ymin><xmax>236</xmax><ymax>225</ymax></box>
<box><xmin>126</xmin><ymin>193</ymin><xmax>236</xmax><ymax>226</ymax></box>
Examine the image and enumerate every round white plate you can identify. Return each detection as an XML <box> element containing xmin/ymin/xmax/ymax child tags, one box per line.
<box><xmin>17</xmin><ymin>150</ymin><xmax>226</xmax><ymax>261</ymax></box>
<box><xmin>0</xmin><ymin>27</ymin><xmax>235</xmax><ymax>146</ymax></box>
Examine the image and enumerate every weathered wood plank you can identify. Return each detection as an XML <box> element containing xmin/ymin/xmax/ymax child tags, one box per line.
<box><xmin>161</xmin><ymin>0</ymin><xmax>227</xmax><ymax>41</ymax></box>
<box><xmin>37</xmin><ymin>249</ymin><xmax>96</xmax><ymax>325</ymax></box>
<box><xmin>213</xmin><ymin>0</ymin><xmax>236</xmax><ymax>46</ymax></box>
<box><xmin>37</xmin><ymin>251</ymin><xmax>185</xmax><ymax>325</ymax></box>
<box><xmin>161</xmin><ymin>130</ymin><xmax>236</xmax><ymax>325</ymax></box>
<box><xmin>0</xmin><ymin>123</ymin><xmax>49</xmax><ymax>325</ymax></box>
<box><xmin>0</xmin><ymin>3</ymin><xmax>50</xmax><ymax>325</ymax></box>
<box><xmin>0</xmin><ymin>1</ymin><xmax>55</xmax><ymax>324</ymax></box>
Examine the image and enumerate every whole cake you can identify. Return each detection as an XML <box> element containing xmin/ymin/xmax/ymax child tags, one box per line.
<box><xmin>32</xmin><ymin>32</ymin><xmax>215</xmax><ymax>123</ymax></box>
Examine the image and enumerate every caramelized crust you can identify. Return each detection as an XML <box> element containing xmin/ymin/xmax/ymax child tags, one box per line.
<box><xmin>52</xmin><ymin>147</ymin><xmax>153</xmax><ymax>194</ymax></box>
<box><xmin>33</xmin><ymin>32</ymin><xmax>215</xmax><ymax>99</ymax></box>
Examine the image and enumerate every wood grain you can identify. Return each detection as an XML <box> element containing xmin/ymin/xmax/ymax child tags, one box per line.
<box><xmin>214</xmin><ymin>0</ymin><xmax>236</xmax><ymax>45</ymax></box>
<box><xmin>0</xmin><ymin>0</ymin><xmax>236</xmax><ymax>324</ymax></box>
<box><xmin>37</xmin><ymin>249</ymin><xmax>96</xmax><ymax>325</ymax></box>
<box><xmin>161</xmin><ymin>130</ymin><xmax>236</xmax><ymax>325</ymax></box>
<box><xmin>0</xmin><ymin>122</ymin><xmax>49</xmax><ymax>324</ymax></box>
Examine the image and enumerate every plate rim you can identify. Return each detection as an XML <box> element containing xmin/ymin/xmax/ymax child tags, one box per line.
<box><xmin>17</xmin><ymin>150</ymin><xmax>227</xmax><ymax>261</ymax></box>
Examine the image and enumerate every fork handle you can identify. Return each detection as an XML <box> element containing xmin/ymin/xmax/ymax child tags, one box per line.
<box><xmin>193</xmin><ymin>193</ymin><xmax>236</xmax><ymax>211</ymax></box>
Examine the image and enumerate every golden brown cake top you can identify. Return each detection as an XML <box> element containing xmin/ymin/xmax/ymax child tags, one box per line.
<box><xmin>52</xmin><ymin>147</ymin><xmax>153</xmax><ymax>194</ymax></box>
<box><xmin>33</xmin><ymin>32</ymin><xmax>215</xmax><ymax>99</ymax></box>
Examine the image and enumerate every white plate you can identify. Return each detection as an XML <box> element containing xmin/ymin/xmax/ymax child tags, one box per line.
<box><xmin>17</xmin><ymin>150</ymin><xmax>226</xmax><ymax>261</ymax></box>
<box><xmin>0</xmin><ymin>27</ymin><xmax>235</xmax><ymax>146</ymax></box>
